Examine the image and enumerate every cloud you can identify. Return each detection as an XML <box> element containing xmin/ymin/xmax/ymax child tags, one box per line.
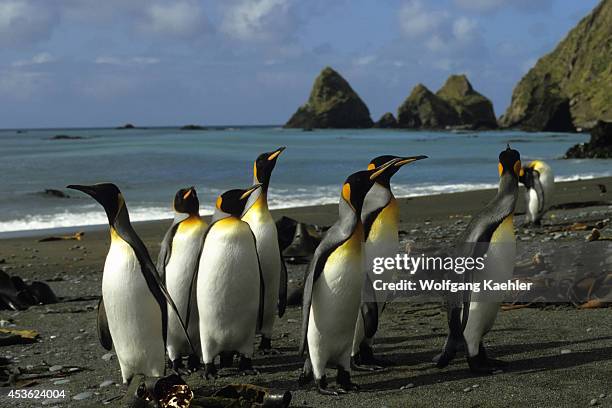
<box><xmin>221</xmin><ymin>0</ymin><xmax>295</xmax><ymax>42</ymax></box>
<box><xmin>12</xmin><ymin>52</ymin><xmax>56</xmax><ymax>67</ymax></box>
<box><xmin>94</xmin><ymin>56</ymin><xmax>160</xmax><ymax>66</ymax></box>
<box><xmin>453</xmin><ymin>17</ymin><xmax>477</xmax><ymax>41</ymax></box>
<box><xmin>0</xmin><ymin>0</ymin><xmax>59</xmax><ymax>46</ymax></box>
<box><xmin>453</xmin><ymin>0</ymin><xmax>553</xmax><ymax>13</ymax></box>
<box><xmin>354</xmin><ymin>55</ymin><xmax>377</xmax><ymax>66</ymax></box>
<box><xmin>138</xmin><ymin>1</ymin><xmax>209</xmax><ymax>38</ymax></box>
<box><xmin>399</xmin><ymin>0</ymin><xmax>449</xmax><ymax>37</ymax></box>
<box><xmin>0</xmin><ymin>69</ymin><xmax>50</xmax><ymax>98</ymax></box>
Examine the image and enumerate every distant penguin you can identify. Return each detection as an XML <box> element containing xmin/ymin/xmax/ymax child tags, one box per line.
<box><xmin>67</xmin><ymin>183</ymin><xmax>193</xmax><ymax>384</ymax></box>
<box><xmin>241</xmin><ymin>146</ymin><xmax>287</xmax><ymax>353</ymax></box>
<box><xmin>157</xmin><ymin>187</ymin><xmax>207</xmax><ymax>372</ymax></box>
<box><xmin>434</xmin><ymin>145</ymin><xmax>520</xmax><ymax>373</ymax></box>
<box><xmin>519</xmin><ymin>160</ymin><xmax>554</xmax><ymax>225</ymax></box>
<box><xmin>196</xmin><ymin>184</ymin><xmax>265</xmax><ymax>379</ymax></box>
<box><xmin>352</xmin><ymin>154</ymin><xmax>427</xmax><ymax>370</ymax></box>
<box><xmin>299</xmin><ymin>159</ymin><xmax>400</xmax><ymax>395</ymax></box>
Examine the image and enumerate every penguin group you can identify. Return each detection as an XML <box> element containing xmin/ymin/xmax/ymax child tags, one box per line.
<box><xmin>67</xmin><ymin>144</ymin><xmax>553</xmax><ymax>396</ymax></box>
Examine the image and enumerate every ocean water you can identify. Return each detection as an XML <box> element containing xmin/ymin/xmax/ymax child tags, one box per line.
<box><xmin>0</xmin><ymin>126</ymin><xmax>610</xmax><ymax>236</ymax></box>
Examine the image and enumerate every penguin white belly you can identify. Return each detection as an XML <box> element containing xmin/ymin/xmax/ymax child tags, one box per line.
<box><xmin>308</xmin><ymin>229</ymin><xmax>364</xmax><ymax>379</ymax></box>
<box><xmin>165</xmin><ymin>219</ymin><xmax>206</xmax><ymax>361</ymax></box>
<box><xmin>526</xmin><ymin>188</ymin><xmax>539</xmax><ymax>222</ymax></box>
<box><xmin>197</xmin><ymin>218</ymin><xmax>260</xmax><ymax>363</ymax></box>
<box><xmin>103</xmin><ymin>233</ymin><xmax>165</xmax><ymax>383</ymax></box>
<box><xmin>242</xmin><ymin>208</ymin><xmax>281</xmax><ymax>338</ymax></box>
<box><xmin>464</xmin><ymin>216</ymin><xmax>516</xmax><ymax>357</ymax></box>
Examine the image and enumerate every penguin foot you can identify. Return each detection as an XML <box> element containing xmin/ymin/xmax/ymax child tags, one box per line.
<box><xmin>336</xmin><ymin>368</ymin><xmax>359</xmax><ymax>392</ymax></box>
<box><xmin>433</xmin><ymin>350</ymin><xmax>456</xmax><ymax>369</ymax></box>
<box><xmin>467</xmin><ymin>350</ymin><xmax>508</xmax><ymax>374</ymax></box>
<box><xmin>219</xmin><ymin>351</ymin><xmax>234</xmax><ymax>369</ymax></box>
<box><xmin>238</xmin><ymin>357</ymin><xmax>259</xmax><ymax>376</ymax></box>
<box><xmin>351</xmin><ymin>356</ymin><xmax>384</xmax><ymax>372</ymax></box>
<box><xmin>258</xmin><ymin>337</ymin><xmax>280</xmax><ymax>355</ymax></box>
<box><xmin>202</xmin><ymin>362</ymin><xmax>218</xmax><ymax>379</ymax></box>
<box><xmin>298</xmin><ymin>359</ymin><xmax>314</xmax><ymax>386</ymax></box>
<box><xmin>316</xmin><ymin>377</ymin><xmax>340</xmax><ymax>396</ymax></box>
<box><xmin>187</xmin><ymin>354</ymin><xmax>201</xmax><ymax>372</ymax></box>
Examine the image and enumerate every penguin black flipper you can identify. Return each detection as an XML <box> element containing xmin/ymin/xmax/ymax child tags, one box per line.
<box><xmin>278</xmin><ymin>252</ymin><xmax>288</xmax><ymax>318</ymax></box>
<box><xmin>361</xmin><ymin>272</ymin><xmax>379</xmax><ymax>338</ymax></box>
<box><xmin>115</xmin><ymin>222</ymin><xmax>196</xmax><ymax>355</ymax></box>
<box><xmin>97</xmin><ymin>296</ymin><xmax>113</xmax><ymax>351</ymax></box>
<box><xmin>156</xmin><ymin>222</ymin><xmax>180</xmax><ymax>282</ymax></box>
<box><xmin>299</xmin><ymin>224</ymin><xmax>349</xmax><ymax>356</ymax></box>
<box><xmin>249</xmin><ymin>229</ymin><xmax>266</xmax><ymax>332</ymax></box>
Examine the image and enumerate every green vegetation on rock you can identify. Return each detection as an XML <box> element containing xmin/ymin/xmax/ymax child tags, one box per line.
<box><xmin>501</xmin><ymin>0</ymin><xmax>612</xmax><ymax>131</ymax></box>
<box><xmin>373</xmin><ymin>112</ymin><xmax>398</xmax><ymax>128</ymax></box>
<box><xmin>284</xmin><ymin>67</ymin><xmax>373</xmax><ymax>129</ymax></box>
<box><xmin>436</xmin><ymin>75</ymin><xmax>497</xmax><ymax>129</ymax></box>
<box><xmin>397</xmin><ymin>84</ymin><xmax>460</xmax><ymax>129</ymax></box>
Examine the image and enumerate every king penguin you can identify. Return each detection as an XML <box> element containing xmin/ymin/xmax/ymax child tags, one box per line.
<box><xmin>433</xmin><ymin>145</ymin><xmax>520</xmax><ymax>373</ymax></box>
<box><xmin>157</xmin><ymin>187</ymin><xmax>207</xmax><ymax>372</ymax></box>
<box><xmin>196</xmin><ymin>184</ymin><xmax>265</xmax><ymax>379</ymax></box>
<box><xmin>241</xmin><ymin>146</ymin><xmax>288</xmax><ymax>353</ymax></box>
<box><xmin>299</xmin><ymin>158</ymin><xmax>400</xmax><ymax>395</ymax></box>
<box><xmin>519</xmin><ymin>160</ymin><xmax>554</xmax><ymax>226</ymax></box>
<box><xmin>352</xmin><ymin>154</ymin><xmax>427</xmax><ymax>370</ymax></box>
<box><xmin>67</xmin><ymin>183</ymin><xmax>193</xmax><ymax>384</ymax></box>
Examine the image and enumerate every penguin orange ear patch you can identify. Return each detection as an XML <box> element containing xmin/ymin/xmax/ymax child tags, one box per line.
<box><xmin>216</xmin><ymin>196</ymin><xmax>223</xmax><ymax>210</ymax></box>
<box><xmin>498</xmin><ymin>163</ymin><xmax>503</xmax><ymax>176</ymax></box>
<box><xmin>253</xmin><ymin>161</ymin><xmax>259</xmax><ymax>182</ymax></box>
<box><xmin>514</xmin><ymin>160</ymin><xmax>522</xmax><ymax>176</ymax></box>
<box><xmin>342</xmin><ymin>183</ymin><xmax>351</xmax><ymax>203</ymax></box>
<box><xmin>367</xmin><ymin>163</ymin><xmax>375</xmax><ymax>170</ymax></box>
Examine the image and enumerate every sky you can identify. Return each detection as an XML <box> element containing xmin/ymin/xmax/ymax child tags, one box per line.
<box><xmin>0</xmin><ymin>0</ymin><xmax>601</xmax><ymax>128</ymax></box>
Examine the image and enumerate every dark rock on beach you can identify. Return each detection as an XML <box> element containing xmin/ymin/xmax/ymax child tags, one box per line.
<box><xmin>284</xmin><ymin>66</ymin><xmax>373</xmax><ymax>129</ymax></box>
<box><xmin>436</xmin><ymin>75</ymin><xmax>498</xmax><ymax>129</ymax></box>
<box><xmin>397</xmin><ymin>84</ymin><xmax>460</xmax><ymax>129</ymax></box>
<box><xmin>565</xmin><ymin>120</ymin><xmax>612</xmax><ymax>158</ymax></box>
<box><xmin>42</xmin><ymin>189</ymin><xmax>70</xmax><ymax>198</ymax></box>
<box><xmin>373</xmin><ymin>112</ymin><xmax>398</xmax><ymax>128</ymax></box>
<box><xmin>501</xmin><ymin>0</ymin><xmax>612</xmax><ymax>130</ymax></box>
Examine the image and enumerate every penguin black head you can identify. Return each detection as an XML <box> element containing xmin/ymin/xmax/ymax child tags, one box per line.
<box><xmin>342</xmin><ymin>158</ymin><xmax>400</xmax><ymax>213</ymax></box>
<box><xmin>66</xmin><ymin>183</ymin><xmax>123</xmax><ymax>225</ymax></box>
<box><xmin>174</xmin><ymin>187</ymin><xmax>199</xmax><ymax>215</ymax></box>
<box><xmin>367</xmin><ymin>154</ymin><xmax>428</xmax><ymax>187</ymax></box>
<box><xmin>254</xmin><ymin>146</ymin><xmax>285</xmax><ymax>190</ymax></box>
<box><xmin>498</xmin><ymin>145</ymin><xmax>521</xmax><ymax>179</ymax></box>
<box><xmin>215</xmin><ymin>184</ymin><xmax>263</xmax><ymax>217</ymax></box>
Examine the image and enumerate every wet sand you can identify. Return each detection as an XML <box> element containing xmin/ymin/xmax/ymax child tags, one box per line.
<box><xmin>0</xmin><ymin>177</ymin><xmax>611</xmax><ymax>407</ymax></box>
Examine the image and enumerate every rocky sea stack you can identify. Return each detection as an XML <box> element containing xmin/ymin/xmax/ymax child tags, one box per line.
<box><xmin>397</xmin><ymin>84</ymin><xmax>459</xmax><ymax>129</ymax></box>
<box><xmin>436</xmin><ymin>75</ymin><xmax>497</xmax><ymax>129</ymax></box>
<box><xmin>396</xmin><ymin>75</ymin><xmax>497</xmax><ymax>130</ymax></box>
<box><xmin>285</xmin><ymin>67</ymin><xmax>373</xmax><ymax>129</ymax></box>
<box><xmin>565</xmin><ymin>120</ymin><xmax>612</xmax><ymax>158</ymax></box>
<box><xmin>373</xmin><ymin>112</ymin><xmax>397</xmax><ymax>128</ymax></box>
<box><xmin>501</xmin><ymin>0</ymin><xmax>612</xmax><ymax>131</ymax></box>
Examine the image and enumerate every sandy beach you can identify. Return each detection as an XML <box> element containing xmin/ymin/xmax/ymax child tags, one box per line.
<box><xmin>0</xmin><ymin>177</ymin><xmax>611</xmax><ymax>407</ymax></box>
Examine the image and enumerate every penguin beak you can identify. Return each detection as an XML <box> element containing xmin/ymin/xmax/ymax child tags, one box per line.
<box><xmin>183</xmin><ymin>187</ymin><xmax>195</xmax><ymax>200</ymax></box>
<box><xmin>370</xmin><ymin>158</ymin><xmax>401</xmax><ymax>180</ymax></box>
<box><xmin>395</xmin><ymin>155</ymin><xmax>428</xmax><ymax>167</ymax></box>
<box><xmin>67</xmin><ymin>184</ymin><xmax>98</xmax><ymax>198</ymax></box>
<box><xmin>240</xmin><ymin>183</ymin><xmax>263</xmax><ymax>200</ymax></box>
<box><xmin>267</xmin><ymin>146</ymin><xmax>286</xmax><ymax>161</ymax></box>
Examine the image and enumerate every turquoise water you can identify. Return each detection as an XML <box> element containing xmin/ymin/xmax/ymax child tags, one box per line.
<box><xmin>0</xmin><ymin>126</ymin><xmax>609</xmax><ymax>235</ymax></box>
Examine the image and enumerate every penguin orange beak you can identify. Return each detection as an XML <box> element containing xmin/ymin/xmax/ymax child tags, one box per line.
<box><xmin>183</xmin><ymin>187</ymin><xmax>195</xmax><ymax>200</ymax></box>
<box><xmin>67</xmin><ymin>184</ymin><xmax>98</xmax><ymax>198</ymax></box>
<box><xmin>370</xmin><ymin>158</ymin><xmax>401</xmax><ymax>180</ymax></box>
<box><xmin>240</xmin><ymin>183</ymin><xmax>263</xmax><ymax>200</ymax></box>
<box><xmin>268</xmin><ymin>146</ymin><xmax>286</xmax><ymax>161</ymax></box>
<box><xmin>395</xmin><ymin>155</ymin><xmax>428</xmax><ymax>167</ymax></box>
